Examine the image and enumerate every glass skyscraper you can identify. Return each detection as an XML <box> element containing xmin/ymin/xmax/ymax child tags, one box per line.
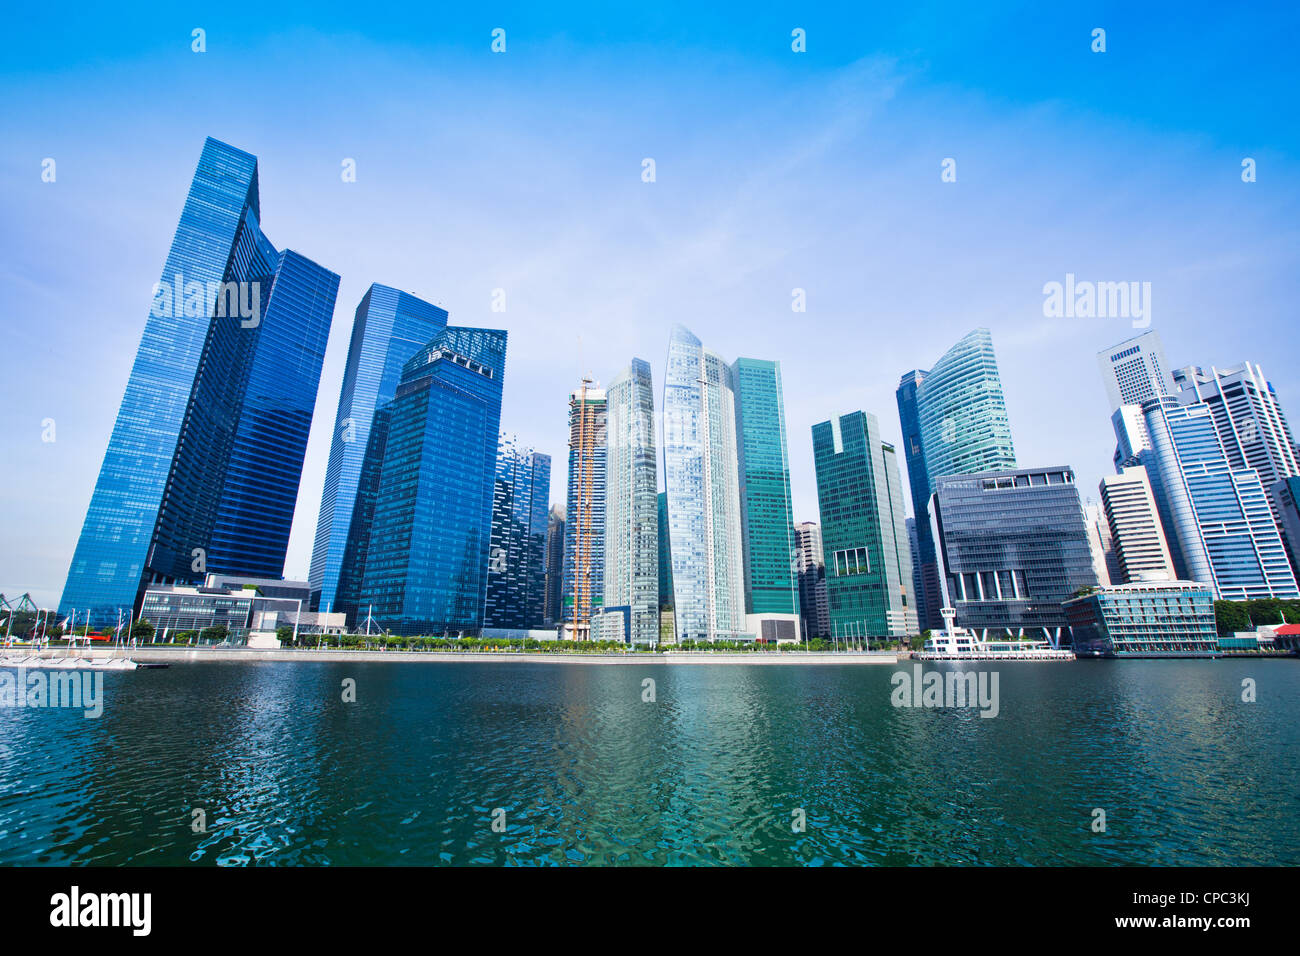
<box><xmin>308</xmin><ymin>284</ymin><xmax>448</xmax><ymax>619</ymax></box>
<box><xmin>812</xmin><ymin>412</ymin><xmax>917</xmax><ymax>640</ymax></box>
<box><xmin>600</xmin><ymin>359</ymin><xmax>659</xmax><ymax>644</ymax></box>
<box><xmin>542</xmin><ymin>505</ymin><xmax>566</xmax><ymax>627</ymax></box>
<box><xmin>896</xmin><ymin>370</ymin><xmax>941</xmax><ymax>630</ymax></box>
<box><xmin>1141</xmin><ymin>397</ymin><xmax>1297</xmax><ymax>600</ymax></box>
<box><xmin>914</xmin><ymin>328</ymin><xmax>1017</xmax><ymax>487</ymax></box>
<box><xmin>357</xmin><ymin>326</ymin><xmax>507</xmax><ymax>635</ymax></box>
<box><xmin>485</xmin><ymin>435</ymin><xmax>551</xmax><ymax>629</ymax></box>
<box><xmin>60</xmin><ymin>138</ymin><xmax>339</xmax><ymax>626</ymax></box>
<box><xmin>932</xmin><ymin>466</ymin><xmax>1098</xmax><ymax>641</ymax></box>
<box><xmin>731</xmin><ymin>358</ymin><xmax>798</xmax><ymax>616</ymax></box>
<box><xmin>561</xmin><ymin>382</ymin><xmax>607</xmax><ymax>639</ymax></box>
<box><xmin>662</xmin><ymin>325</ymin><xmax>746</xmax><ymax>642</ymax></box>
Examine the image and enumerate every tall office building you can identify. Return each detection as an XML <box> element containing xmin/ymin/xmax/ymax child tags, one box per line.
<box><xmin>542</xmin><ymin>505</ymin><xmax>566</xmax><ymax>627</ymax></box>
<box><xmin>812</xmin><ymin>412</ymin><xmax>917</xmax><ymax>640</ymax></box>
<box><xmin>61</xmin><ymin>138</ymin><xmax>339</xmax><ymax>626</ymax></box>
<box><xmin>599</xmin><ymin>359</ymin><xmax>659</xmax><ymax>644</ymax></box>
<box><xmin>914</xmin><ymin>328</ymin><xmax>1017</xmax><ymax>488</ymax></box>
<box><xmin>657</xmin><ymin>491</ymin><xmax>675</xmax><ymax>641</ymax></box>
<box><xmin>731</xmin><ymin>358</ymin><xmax>799</xmax><ymax>617</ymax></box>
<box><xmin>1099</xmin><ymin>466</ymin><xmax>1176</xmax><ymax>584</ymax></box>
<box><xmin>1097</xmin><ymin>329</ymin><xmax>1174</xmax><ymax>413</ymax></box>
<box><xmin>896</xmin><ymin>370</ymin><xmax>940</xmax><ymax>630</ymax></box>
<box><xmin>1082</xmin><ymin>502</ymin><xmax>1119</xmax><ymax>587</ymax></box>
<box><xmin>485</xmin><ymin>436</ymin><xmax>551</xmax><ymax>629</ymax></box>
<box><xmin>357</xmin><ymin>326</ymin><xmax>507</xmax><ymax>635</ymax></box>
<box><xmin>662</xmin><ymin>325</ymin><xmax>747</xmax><ymax>642</ymax></box>
<box><xmin>933</xmin><ymin>466</ymin><xmax>1098</xmax><ymax>642</ymax></box>
<box><xmin>1141</xmin><ymin>397</ymin><xmax>1297</xmax><ymax>600</ymax></box>
<box><xmin>794</xmin><ymin>521</ymin><xmax>830</xmax><ymax>639</ymax></box>
<box><xmin>1173</xmin><ymin>362</ymin><xmax>1300</xmax><ymax>528</ymax></box>
<box><xmin>561</xmin><ymin>382</ymin><xmax>607</xmax><ymax>639</ymax></box>
<box><xmin>309</xmin><ymin>284</ymin><xmax>449</xmax><ymax>619</ymax></box>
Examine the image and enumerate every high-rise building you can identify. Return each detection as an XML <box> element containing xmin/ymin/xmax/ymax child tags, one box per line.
<box><xmin>561</xmin><ymin>381</ymin><xmax>607</xmax><ymax>639</ymax></box>
<box><xmin>1140</xmin><ymin>397</ymin><xmax>1297</xmax><ymax>600</ymax></box>
<box><xmin>542</xmin><ymin>505</ymin><xmax>566</xmax><ymax>627</ymax></box>
<box><xmin>812</xmin><ymin>411</ymin><xmax>917</xmax><ymax>640</ymax></box>
<box><xmin>1097</xmin><ymin>329</ymin><xmax>1174</xmax><ymax>413</ymax></box>
<box><xmin>794</xmin><ymin>521</ymin><xmax>829</xmax><ymax>639</ymax></box>
<box><xmin>896</xmin><ymin>370</ymin><xmax>941</xmax><ymax>630</ymax></box>
<box><xmin>662</xmin><ymin>325</ymin><xmax>747</xmax><ymax>642</ymax></box>
<box><xmin>657</xmin><ymin>491</ymin><xmax>675</xmax><ymax>641</ymax></box>
<box><xmin>60</xmin><ymin>138</ymin><xmax>340</xmax><ymax>626</ymax></box>
<box><xmin>598</xmin><ymin>359</ymin><xmax>659</xmax><ymax>644</ymax></box>
<box><xmin>357</xmin><ymin>326</ymin><xmax>507</xmax><ymax>635</ymax></box>
<box><xmin>308</xmin><ymin>284</ymin><xmax>449</xmax><ymax>619</ymax></box>
<box><xmin>933</xmin><ymin>466</ymin><xmax>1098</xmax><ymax>642</ymax></box>
<box><xmin>731</xmin><ymin>358</ymin><xmax>799</xmax><ymax>617</ymax></box>
<box><xmin>1082</xmin><ymin>501</ymin><xmax>1119</xmax><ymax>587</ymax></box>
<box><xmin>485</xmin><ymin>435</ymin><xmax>551</xmax><ymax>629</ymax></box>
<box><xmin>1173</xmin><ymin>362</ymin><xmax>1300</xmax><ymax>530</ymax></box>
<box><xmin>1099</xmin><ymin>466</ymin><xmax>1176</xmax><ymax>584</ymax></box>
<box><xmin>914</xmin><ymin>328</ymin><xmax>1017</xmax><ymax>489</ymax></box>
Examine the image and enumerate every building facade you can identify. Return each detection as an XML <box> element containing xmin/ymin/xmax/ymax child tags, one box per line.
<box><xmin>542</xmin><ymin>505</ymin><xmax>566</xmax><ymax>627</ymax></box>
<box><xmin>812</xmin><ymin>412</ymin><xmax>917</xmax><ymax>640</ymax></box>
<box><xmin>1065</xmin><ymin>579</ymin><xmax>1217</xmax><ymax>657</ymax></box>
<box><xmin>933</xmin><ymin>466</ymin><xmax>1098</xmax><ymax>642</ymax></box>
<box><xmin>600</xmin><ymin>359</ymin><xmax>659</xmax><ymax>644</ymax></box>
<box><xmin>561</xmin><ymin>382</ymin><xmax>607</xmax><ymax>639</ymax></box>
<box><xmin>1099</xmin><ymin>466</ymin><xmax>1176</xmax><ymax>583</ymax></box>
<box><xmin>485</xmin><ymin>436</ymin><xmax>551</xmax><ymax>629</ymax></box>
<box><xmin>357</xmin><ymin>327</ymin><xmax>507</xmax><ymax>635</ymax></box>
<box><xmin>896</xmin><ymin>370</ymin><xmax>941</xmax><ymax>630</ymax></box>
<box><xmin>308</xmin><ymin>284</ymin><xmax>449</xmax><ymax>618</ymax></box>
<box><xmin>794</xmin><ymin>521</ymin><xmax>830</xmax><ymax>639</ymax></box>
<box><xmin>1097</xmin><ymin>329</ymin><xmax>1174</xmax><ymax>413</ymax></box>
<box><xmin>662</xmin><ymin>325</ymin><xmax>747</xmax><ymax>642</ymax></box>
<box><xmin>731</xmin><ymin>358</ymin><xmax>799</xmax><ymax>617</ymax></box>
<box><xmin>61</xmin><ymin>137</ymin><xmax>339</xmax><ymax>626</ymax></box>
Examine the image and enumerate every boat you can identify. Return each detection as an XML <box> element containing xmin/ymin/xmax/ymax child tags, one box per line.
<box><xmin>913</xmin><ymin>608</ymin><xmax>1075</xmax><ymax>661</ymax></box>
<box><xmin>0</xmin><ymin>655</ymin><xmax>140</xmax><ymax>671</ymax></box>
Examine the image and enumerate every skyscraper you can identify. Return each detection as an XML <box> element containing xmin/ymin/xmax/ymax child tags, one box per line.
<box><xmin>542</xmin><ymin>505</ymin><xmax>566</xmax><ymax>627</ymax></box>
<box><xmin>731</xmin><ymin>358</ymin><xmax>799</xmax><ymax>620</ymax></box>
<box><xmin>896</xmin><ymin>370</ymin><xmax>941</xmax><ymax>630</ymax></box>
<box><xmin>662</xmin><ymin>325</ymin><xmax>747</xmax><ymax>642</ymax></box>
<box><xmin>657</xmin><ymin>491</ymin><xmax>675</xmax><ymax>641</ymax></box>
<box><xmin>60</xmin><ymin>138</ymin><xmax>339</xmax><ymax>626</ymax></box>
<box><xmin>1097</xmin><ymin>329</ymin><xmax>1174</xmax><ymax>413</ymax></box>
<box><xmin>1099</xmin><ymin>466</ymin><xmax>1176</xmax><ymax>584</ymax></box>
<box><xmin>485</xmin><ymin>435</ymin><xmax>551</xmax><ymax>629</ymax></box>
<box><xmin>794</xmin><ymin>521</ymin><xmax>830</xmax><ymax>639</ymax></box>
<box><xmin>1140</xmin><ymin>397</ymin><xmax>1297</xmax><ymax>600</ymax></box>
<box><xmin>561</xmin><ymin>382</ymin><xmax>607</xmax><ymax>639</ymax></box>
<box><xmin>812</xmin><ymin>411</ymin><xmax>917</xmax><ymax>640</ymax></box>
<box><xmin>914</xmin><ymin>328</ymin><xmax>1017</xmax><ymax>488</ymax></box>
<box><xmin>309</xmin><ymin>284</ymin><xmax>449</xmax><ymax>619</ymax></box>
<box><xmin>357</xmin><ymin>326</ymin><xmax>507</xmax><ymax>635</ymax></box>
<box><xmin>599</xmin><ymin>359</ymin><xmax>659</xmax><ymax>644</ymax></box>
<box><xmin>933</xmin><ymin>466</ymin><xmax>1098</xmax><ymax>642</ymax></box>
<box><xmin>1082</xmin><ymin>501</ymin><xmax>1121</xmax><ymax>587</ymax></box>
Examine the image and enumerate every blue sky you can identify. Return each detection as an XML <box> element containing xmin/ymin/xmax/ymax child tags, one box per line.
<box><xmin>3</xmin><ymin>1</ymin><xmax>1298</xmax><ymax>608</ymax></box>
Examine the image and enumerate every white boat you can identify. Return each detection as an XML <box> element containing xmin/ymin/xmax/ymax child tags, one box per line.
<box><xmin>0</xmin><ymin>654</ymin><xmax>139</xmax><ymax>671</ymax></box>
<box><xmin>914</xmin><ymin>608</ymin><xmax>1075</xmax><ymax>661</ymax></box>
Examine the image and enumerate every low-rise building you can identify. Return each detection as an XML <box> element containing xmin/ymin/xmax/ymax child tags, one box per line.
<box><xmin>1063</xmin><ymin>577</ymin><xmax>1217</xmax><ymax>657</ymax></box>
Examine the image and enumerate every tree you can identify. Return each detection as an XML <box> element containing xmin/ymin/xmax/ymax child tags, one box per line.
<box><xmin>276</xmin><ymin>625</ymin><xmax>295</xmax><ymax>647</ymax></box>
<box><xmin>1214</xmin><ymin>600</ymin><xmax>1250</xmax><ymax>637</ymax></box>
<box><xmin>201</xmin><ymin>624</ymin><xmax>229</xmax><ymax>644</ymax></box>
<box><xmin>131</xmin><ymin>618</ymin><xmax>155</xmax><ymax>640</ymax></box>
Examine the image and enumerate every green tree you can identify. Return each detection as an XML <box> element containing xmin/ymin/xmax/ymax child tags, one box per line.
<box><xmin>1214</xmin><ymin>600</ymin><xmax>1250</xmax><ymax>637</ymax></box>
<box><xmin>200</xmin><ymin>624</ymin><xmax>229</xmax><ymax>644</ymax></box>
<box><xmin>131</xmin><ymin>618</ymin><xmax>155</xmax><ymax>641</ymax></box>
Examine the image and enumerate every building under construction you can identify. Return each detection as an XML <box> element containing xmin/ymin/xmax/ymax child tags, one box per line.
<box><xmin>561</xmin><ymin>381</ymin><xmax>607</xmax><ymax>639</ymax></box>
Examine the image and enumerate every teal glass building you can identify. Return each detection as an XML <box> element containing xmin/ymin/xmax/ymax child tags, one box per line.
<box><xmin>357</xmin><ymin>327</ymin><xmax>507</xmax><ymax>635</ymax></box>
<box><xmin>308</xmin><ymin>285</ymin><xmax>448</xmax><ymax>618</ymax></box>
<box><xmin>60</xmin><ymin>138</ymin><xmax>339</xmax><ymax>626</ymax></box>
<box><xmin>1064</xmin><ymin>579</ymin><xmax>1218</xmax><ymax>657</ymax></box>
<box><xmin>812</xmin><ymin>411</ymin><xmax>917</xmax><ymax>639</ymax></box>
<box><xmin>731</xmin><ymin>358</ymin><xmax>799</xmax><ymax>616</ymax></box>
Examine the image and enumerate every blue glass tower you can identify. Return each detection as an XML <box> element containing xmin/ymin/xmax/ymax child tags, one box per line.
<box><xmin>308</xmin><ymin>285</ymin><xmax>449</xmax><ymax>617</ymax></box>
<box><xmin>60</xmin><ymin>138</ymin><xmax>339</xmax><ymax>626</ymax></box>
<box><xmin>358</xmin><ymin>327</ymin><xmax>507</xmax><ymax>636</ymax></box>
<box><xmin>485</xmin><ymin>436</ymin><xmax>551</xmax><ymax>629</ymax></box>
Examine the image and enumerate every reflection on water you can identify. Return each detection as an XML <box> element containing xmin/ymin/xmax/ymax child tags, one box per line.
<box><xmin>0</xmin><ymin>660</ymin><xmax>1295</xmax><ymax>865</ymax></box>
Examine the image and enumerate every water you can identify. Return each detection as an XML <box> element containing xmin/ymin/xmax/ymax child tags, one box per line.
<box><xmin>1</xmin><ymin>659</ymin><xmax>1296</xmax><ymax>865</ymax></box>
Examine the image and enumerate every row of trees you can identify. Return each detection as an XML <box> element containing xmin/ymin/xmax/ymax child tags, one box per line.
<box><xmin>1213</xmin><ymin>599</ymin><xmax>1300</xmax><ymax>636</ymax></box>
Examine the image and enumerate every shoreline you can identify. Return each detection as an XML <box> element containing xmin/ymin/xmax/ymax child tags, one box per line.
<box><xmin>12</xmin><ymin>647</ymin><xmax>902</xmax><ymax>666</ymax></box>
